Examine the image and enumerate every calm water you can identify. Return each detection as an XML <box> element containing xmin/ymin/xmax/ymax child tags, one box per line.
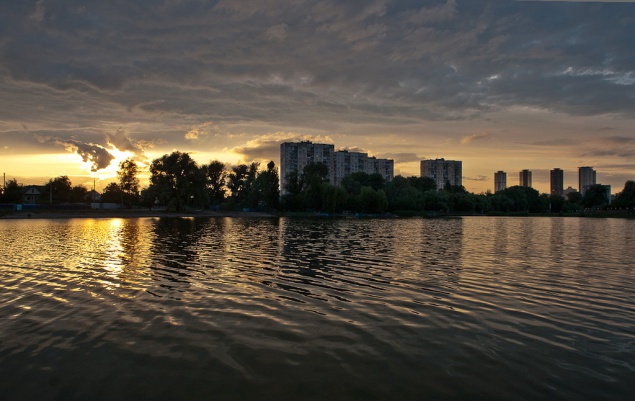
<box><xmin>0</xmin><ymin>216</ymin><xmax>633</xmax><ymax>400</ymax></box>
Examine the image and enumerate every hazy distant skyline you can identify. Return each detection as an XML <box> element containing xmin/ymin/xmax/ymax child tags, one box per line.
<box><xmin>1</xmin><ymin>0</ymin><xmax>634</xmax><ymax>194</ymax></box>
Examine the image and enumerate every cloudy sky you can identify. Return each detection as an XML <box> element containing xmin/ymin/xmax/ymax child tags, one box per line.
<box><xmin>1</xmin><ymin>0</ymin><xmax>634</xmax><ymax>194</ymax></box>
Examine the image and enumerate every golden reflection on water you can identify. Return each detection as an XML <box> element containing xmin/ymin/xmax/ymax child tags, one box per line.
<box><xmin>68</xmin><ymin>218</ymin><xmax>156</xmax><ymax>295</ymax></box>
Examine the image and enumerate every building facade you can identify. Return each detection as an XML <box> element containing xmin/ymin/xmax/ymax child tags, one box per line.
<box><xmin>280</xmin><ymin>141</ymin><xmax>394</xmax><ymax>194</ymax></box>
<box><xmin>333</xmin><ymin>151</ymin><xmax>394</xmax><ymax>185</ymax></box>
<box><xmin>280</xmin><ymin>141</ymin><xmax>335</xmax><ymax>195</ymax></box>
<box><xmin>494</xmin><ymin>171</ymin><xmax>507</xmax><ymax>193</ymax></box>
<box><xmin>550</xmin><ymin>168</ymin><xmax>564</xmax><ymax>197</ymax></box>
<box><xmin>420</xmin><ymin>159</ymin><xmax>462</xmax><ymax>189</ymax></box>
<box><xmin>578</xmin><ymin>166</ymin><xmax>596</xmax><ymax>196</ymax></box>
<box><xmin>519</xmin><ymin>169</ymin><xmax>532</xmax><ymax>188</ymax></box>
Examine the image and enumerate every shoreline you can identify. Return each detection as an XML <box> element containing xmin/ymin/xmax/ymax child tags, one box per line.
<box><xmin>0</xmin><ymin>209</ymin><xmax>278</xmax><ymax>220</ymax></box>
<box><xmin>1</xmin><ymin>209</ymin><xmax>633</xmax><ymax>220</ymax></box>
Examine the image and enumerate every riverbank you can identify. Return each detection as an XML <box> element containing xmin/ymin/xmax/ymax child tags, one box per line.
<box><xmin>1</xmin><ymin>208</ymin><xmax>632</xmax><ymax>220</ymax></box>
<box><xmin>0</xmin><ymin>208</ymin><xmax>278</xmax><ymax>220</ymax></box>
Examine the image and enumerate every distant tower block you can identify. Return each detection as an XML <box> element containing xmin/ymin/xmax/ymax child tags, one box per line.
<box><xmin>420</xmin><ymin>158</ymin><xmax>462</xmax><ymax>189</ymax></box>
<box><xmin>519</xmin><ymin>169</ymin><xmax>532</xmax><ymax>188</ymax></box>
<box><xmin>550</xmin><ymin>168</ymin><xmax>564</xmax><ymax>197</ymax></box>
<box><xmin>578</xmin><ymin>166</ymin><xmax>596</xmax><ymax>196</ymax></box>
<box><xmin>494</xmin><ymin>171</ymin><xmax>507</xmax><ymax>193</ymax></box>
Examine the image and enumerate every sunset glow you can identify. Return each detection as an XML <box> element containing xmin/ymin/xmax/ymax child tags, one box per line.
<box><xmin>1</xmin><ymin>0</ymin><xmax>633</xmax><ymax>194</ymax></box>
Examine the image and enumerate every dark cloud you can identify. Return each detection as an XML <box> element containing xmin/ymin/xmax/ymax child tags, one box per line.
<box><xmin>0</xmin><ymin>0</ymin><xmax>634</xmax><ymax>193</ymax></box>
<box><xmin>1</xmin><ymin>0</ymin><xmax>633</xmax><ymax>132</ymax></box>
<box><xmin>35</xmin><ymin>134</ymin><xmax>115</xmax><ymax>171</ymax></box>
<box><xmin>106</xmin><ymin>128</ymin><xmax>147</xmax><ymax>161</ymax></box>
<box><xmin>233</xmin><ymin>141</ymin><xmax>282</xmax><ymax>163</ymax></box>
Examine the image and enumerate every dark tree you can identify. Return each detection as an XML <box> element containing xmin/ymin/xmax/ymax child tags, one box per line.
<box><xmin>566</xmin><ymin>191</ymin><xmax>582</xmax><ymax>204</ymax></box>
<box><xmin>101</xmin><ymin>182</ymin><xmax>123</xmax><ymax>203</ymax></box>
<box><xmin>357</xmin><ymin>186</ymin><xmax>388</xmax><ymax>214</ymax></box>
<box><xmin>42</xmin><ymin>176</ymin><xmax>73</xmax><ymax>203</ymax></box>
<box><xmin>117</xmin><ymin>158</ymin><xmax>140</xmax><ymax>206</ymax></box>
<box><xmin>614</xmin><ymin>180</ymin><xmax>635</xmax><ymax>209</ymax></box>
<box><xmin>320</xmin><ymin>183</ymin><xmax>347</xmax><ymax>213</ymax></box>
<box><xmin>201</xmin><ymin>160</ymin><xmax>226</xmax><ymax>205</ymax></box>
<box><xmin>301</xmin><ymin>163</ymin><xmax>329</xmax><ymax>189</ymax></box>
<box><xmin>249</xmin><ymin>161</ymin><xmax>280</xmax><ymax>210</ymax></box>
<box><xmin>69</xmin><ymin>185</ymin><xmax>88</xmax><ymax>203</ymax></box>
<box><xmin>1</xmin><ymin>179</ymin><xmax>23</xmax><ymax>203</ymax></box>
<box><xmin>407</xmin><ymin>176</ymin><xmax>437</xmax><ymax>192</ymax></box>
<box><xmin>549</xmin><ymin>195</ymin><xmax>566</xmax><ymax>213</ymax></box>
<box><xmin>227</xmin><ymin>163</ymin><xmax>253</xmax><ymax>204</ymax></box>
<box><xmin>340</xmin><ymin>172</ymin><xmax>386</xmax><ymax>195</ymax></box>
<box><xmin>148</xmin><ymin>151</ymin><xmax>204</xmax><ymax>212</ymax></box>
<box><xmin>582</xmin><ymin>184</ymin><xmax>609</xmax><ymax>209</ymax></box>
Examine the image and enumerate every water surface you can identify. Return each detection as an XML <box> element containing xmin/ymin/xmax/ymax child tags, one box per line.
<box><xmin>1</xmin><ymin>217</ymin><xmax>633</xmax><ymax>400</ymax></box>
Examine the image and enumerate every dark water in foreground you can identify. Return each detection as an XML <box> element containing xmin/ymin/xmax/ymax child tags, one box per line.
<box><xmin>0</xmin><ymin>216</ymin><xmax>633</xmax><ymax>400</ymax></box>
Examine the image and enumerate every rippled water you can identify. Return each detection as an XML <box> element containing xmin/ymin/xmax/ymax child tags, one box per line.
<box><xmin>0</xmin><ymin>216</ymin><xmax>633</xmax><ymax>400</ymax></box>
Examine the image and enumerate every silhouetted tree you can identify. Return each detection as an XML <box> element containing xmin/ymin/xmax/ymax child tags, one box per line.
<box><xmin>101</xmin><ymin>182</ymin><xmax>123</xmax><ymax>203</ymax></box>
<box><xmin>408</xmin><ymin>176</ymin><xmax>437</xmax><ymax>192</ymax></box>
<box><xmin>357</xmin><ymin>186</ymin><xmax>388</xmax><ymax>214</ymax></box>
<box><xmin>148</xmin><ymin>151</ymin><xmax>203</xmax><ymax>212</ymax></box>
<box><xmin>201</xmin><ymin>160</ymin><xmax>226</xmax><ymax>205</ymax></box>
<box><xmin>549</xmin><ymin>195</ymin><xmax>566</xmax><ymax>213</ymax></box>
<box><xmin>227</xmin><ymin>162</ymin><xmax>259</xmax><ymax>206</ymax></box>
<box><xmin>42</xmin><ymin>176</ymin><xmax>73</xmax><ymax>203</ymax></box>
<box><xmin>321</xmin><ymin>183</ymin><xmax>347</xmax><ymax>213</ymax></box>
<box><xmin>117</xmin><ymin>158</ymin><xmax>140</xmax><ymax>206</ymax></box>
<box><xmin>1</xmin><ymin>179</ymin><xmax>22</xmax><ymax>203</ymax></box>
<box><xmin>614</xmin><ymin>180</ymin><xmax>635</xmax><ymax>209</ymax></box>
<box><xmin>301</xmin><ymin>163</ymin><xmax>329</xmax><ymax>210</ymax></box>
<box><xmin>582</xmin><ymin>184</ymin><xmax>609</xmax><ymax>209</ymax></box>
<box><xmin>69</xmin><ymin>185</ymin><xmax>88</xmax><ymax>203</ymax></box>
<box><xmin>249</xmin><ymin>161</ymin><xmax>280</xmax><ymax>210</ymax></box>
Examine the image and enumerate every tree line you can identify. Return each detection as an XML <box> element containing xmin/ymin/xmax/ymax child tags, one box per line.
<box><xmin>2</xmin><ymin>154</ymin><xmax>634</xmax><ymax>214</ymax></box>
<box><xmin>280</xmin><ymin>162</ymin><xmax>635</xmax><ymax>215</ymax></box>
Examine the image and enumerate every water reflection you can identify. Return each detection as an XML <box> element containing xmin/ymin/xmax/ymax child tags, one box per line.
<box><xmin>0</xmin><ymin>216</ymin><xmax>634</xmax><ymax>401</ymax></box>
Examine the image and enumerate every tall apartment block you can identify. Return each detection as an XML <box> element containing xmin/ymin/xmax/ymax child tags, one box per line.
<box><xmin>280</xmin><ymin>141</ymin><xmax>394</xmax><ymax>194</ymax></box>
<box><xmin>519</xmin><ymin>169</ymin><xmax>532</xmax><ymax>188</ymax></box>
<box><xmin>280</xmin><ymin>141</ymin><xmax>334</xmax><ymax>194</ymax></box>
<box><xmin>550</xmin><ymin>168</ymin><xmax>564</xmax><ymax>197</ymax></box>
<box><xmin>578</xmin><ymin>166</ymin><xmax>596</xmax><ymax>195</ymax></box>
<box><xmin>333</xmin><ymin>150</ymin><xmax>394</xmax><ymax>185</ymax></box>
<box><xmin>494</xmin><ymin>171</ymin><xmax>507</xmax><ymax>193</ymax></box>
<box><xmin>420</xmin><ymin>159</ymin><xmax>462</xmax><ymax>189</ymax></box>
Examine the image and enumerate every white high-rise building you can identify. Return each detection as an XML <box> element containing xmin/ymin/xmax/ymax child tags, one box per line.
<box><xmin>420</xmin><ymin>158</ymin><xmax>462</xmax><ymax>189</ymax></box>
<box><xmin>579</xmin><ymin>166</ymin><xmax>596</xmax><ymax>195</ymax></box>
<box><xmin>367</xmin><ymin>157</ymin><xmax>394</xmax><ymax>184</ymax></box>
<box><xmin>280</xmin><ymin>141</ymin><xmax>394</xmax><ymax>194</ymax></box>
<box><xmin>280</xmin><ymin>141</ymin><xmax>334</xmax><ymax>194</ymax></box>
<box><xmin>332</xmin><ymin>150</ymin><xmax>394</xmax><ymax>185</ymax></box>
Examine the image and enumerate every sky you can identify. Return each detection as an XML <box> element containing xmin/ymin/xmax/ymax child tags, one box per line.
<box><xmin>1</xmin><ymin>0</ymin><xmax>634</xmax><ymax>194</ymax></box>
